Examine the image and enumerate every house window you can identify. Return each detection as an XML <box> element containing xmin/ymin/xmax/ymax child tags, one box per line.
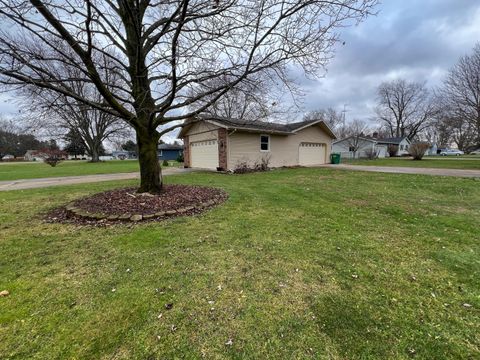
<box><xmin>260</xmin><ymin>135</ymin><xmax>270</xmax><ymax>151</ymax></box>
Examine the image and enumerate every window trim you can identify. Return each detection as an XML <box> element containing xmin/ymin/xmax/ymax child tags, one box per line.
<box><xmin>260</xmin><ymin>134</ymin><xmax>270</xmax><ymax>152</ymax></box>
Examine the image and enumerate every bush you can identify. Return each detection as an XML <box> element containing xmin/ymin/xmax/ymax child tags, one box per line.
<box><xmin>387</xmin><ymin>144</ymin><xmax>399</xmax><ymax>157</ymax></box>
<box><xmin>36</xmin><ymin>148</ymin><xmax>66</xmax><ymax>167</ymax></box>
<box><xmin>233</xmin><ymin>155</ymin><xmax>271</xmax><ymax>174</ymax></box>
<box><xmin>162</xmin><ymin>160</ymin><xmax>169</xmax><ymax>166</ymax></box>
<box><xmin>176</xmin><ymin>153</ymin><xmax>184</xmax><ymax>162</ymax></box>
<box><xmin>364</xmin><ymin>148</ymin><xmax>378</xmax><ymax>160</ymax></box>
<box><xmin>409</xmin><ymin>143</ymin><xmax>430</xmax><ymax>160</ymax></box>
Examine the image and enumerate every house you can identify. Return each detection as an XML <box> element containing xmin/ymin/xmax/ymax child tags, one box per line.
<box><xmin>376</xmin><ymin>137</ymin><xmax>411</xmax><ymax>156</ymax></box>
<box><xmin>158</xmin><ymin>143</ymin><xmax>183</xmax><ymax>161</ymax></box>
<box><xmin>178</xmin><ymin>116</ymin><xmax>336</xmax><ymax>171</ymax></box>
<box><xmin>424</xmin><ymin>143</ymin><xmax>438</xmax><ymax>156</ymax></box>
<box><xmin>1</xmin><ymin>154</ymin><xmax>14</xmax><ymax>161</ymax></box>
<box><xmin>24</xmin><ymin>150</ymin><xmax>40</xmax><ymax>161</ymax></box>
<box><xmin>332</xmin><ymin>136</ymin><xmax>387</xmax><ymax>159</ymax></box>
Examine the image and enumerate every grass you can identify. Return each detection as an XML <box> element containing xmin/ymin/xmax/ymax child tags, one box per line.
<box><xmin>0</xmin><ymin>168</ymin><xmax>479</xmax><ymax>359</ymax></box>
<box><xmin>343</xmin><ymin>157</ymin><xmax>480</xmax><ymax>170</ymax></box>
<box><xmin>0</xmin><ymin>160</ymin><xmax>183</xmax><ymax>181</ymax></box>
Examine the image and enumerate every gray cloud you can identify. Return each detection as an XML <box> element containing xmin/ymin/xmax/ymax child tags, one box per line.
<box><xmin>299</xmin><ymin>0</ymin><xmax>480</xmax><ymax>121</ymax></box>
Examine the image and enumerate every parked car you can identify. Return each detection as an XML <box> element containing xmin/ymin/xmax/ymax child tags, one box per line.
<box><xmin>440</xmin><ymin>149</ymin><xmax>464</xmax><ymax>156</ymax></box>
<box><xmin>469</xmin><ymin>148</ymin><xmax>480</xmax><ymax>155</ymax></box>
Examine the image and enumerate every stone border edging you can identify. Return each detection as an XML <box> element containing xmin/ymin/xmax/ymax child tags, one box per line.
<box><xmin>65</xmin><ymin>198</ymin><xmax>221</xmax><ymax>222</ymax></box>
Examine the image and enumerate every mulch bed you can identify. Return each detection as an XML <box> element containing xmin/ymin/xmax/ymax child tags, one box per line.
<box><xmin>44</xmin><ymin>185</ymin><xmax>228</xmax><ymax>225</ymax></box>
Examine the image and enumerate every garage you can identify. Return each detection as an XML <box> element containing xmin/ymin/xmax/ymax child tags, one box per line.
<box><xmin>190</xmin><ymin>140</ymin><xmax>219</xmax><ymax>169</ymax></box>
<box><xmin>298</xmin><ymin>142</ymin><xmax>326</xmax><ymax>166</ymax></box>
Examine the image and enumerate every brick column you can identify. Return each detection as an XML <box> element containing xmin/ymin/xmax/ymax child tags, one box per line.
<box><xmin>183</xmin><ymin>136</ymin><xmax>190</xmax><ymax>168</ymax></box>
<box><xmin>218</xmin><ymin>128</ymin><xmax>228</xmax><ymax>171</ymax></box>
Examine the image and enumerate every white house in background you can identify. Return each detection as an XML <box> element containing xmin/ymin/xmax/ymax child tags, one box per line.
<box><xmin>332</xmin><ymin>136</ymin><xmax>387</xmax><ymax>159</ymax></box>
<box><xmin>376</xmin><ymin>137</ymin><xmax>411</xmax><ymax>156</ymax></box>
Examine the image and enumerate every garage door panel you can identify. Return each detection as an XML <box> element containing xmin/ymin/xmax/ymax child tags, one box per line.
<box><xmin>298</xmin><ymin>142</ymin><xmax>326</xmax><ymax>165</ymax></box>
<box><xmin>190</xmin><ymin>140</ymin><xmax>218</xmax><ymax>169</ymax></box>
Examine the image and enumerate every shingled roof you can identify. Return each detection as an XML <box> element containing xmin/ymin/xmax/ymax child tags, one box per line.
<box><xmin>178</xmin><ymin>115</ymin><xmax>336</xmax><ymax>138</ymax></box>
<box><xmin>376</xmin><ymin>137</ymin><xmax>410</xmax><ymax>145</ymax></box>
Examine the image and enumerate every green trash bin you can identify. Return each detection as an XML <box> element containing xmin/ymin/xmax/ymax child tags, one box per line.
<box><xmin>330</xmin><ymin>153</ymin><xmax>341</xmax><ymax>164</ymax></box>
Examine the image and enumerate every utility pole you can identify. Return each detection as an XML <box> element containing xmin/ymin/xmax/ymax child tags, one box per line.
<box><xmin>342</xmin><ymin>104</ymin><xmax>349</xmax><ymax>127</ymax></box>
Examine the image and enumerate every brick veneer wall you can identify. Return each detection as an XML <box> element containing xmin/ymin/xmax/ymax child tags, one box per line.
<box><xmin>183</xmin><ymin>135</ymin><xmax>190</xmax><ymax>168</ymax></box>
<box><xmin>218</xmin><ymin>128</ymin><xmax>228</xmax><ymax>170</ymax></box>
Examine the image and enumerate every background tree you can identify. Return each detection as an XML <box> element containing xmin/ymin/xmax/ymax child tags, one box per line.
<box><xmin>436</xmin><ymin>43</ymin><xmax>480</xmax><ymax>149</ymax></box>
<box><xmin>341</xmin><ymin>119</ymin><xmax>370</xmax><ymax>158</ymax></box>
<box><xmin>20</xmin><ymin>57</ymin><xmax>129</xmax><ymax>163</ymax></box>
<box><xmin>193</xmin><ymin>74</ymin><xmax>293</xmax><ymax>122</ymax></box>
<box><xmin>63</xmin><ymin>130</ymin><xmax>87</xmax><ymax>159</ymax></box>
<box><xmin>0</xmin><ymin>118</ymin><xmax>48</xmax><ymax>157</ymax></box>
<box><xmin>121</xmin><ymin>140</ymin><xmax>138</xmax><ymax>155</ymax></box>
<box><xmin>375</xmin><ymin>79</ymin><xmax>437</xmax><ymax>140</ymax></box>
<box><xmin>303</xmin><ymin>108</ymin><xmax>343</xmax><ymax>131</ymax></box>
<box><xmin>0</xmin><ymin>0</ymin><xmax>377</xmax><ymax>193</ymax></box>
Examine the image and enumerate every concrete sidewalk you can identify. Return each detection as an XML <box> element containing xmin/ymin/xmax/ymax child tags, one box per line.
<box><xmin>0</xmin><ymin>167</ymin><xmax>191</xmax><ymax>191</ymax></box>
<box><xmin>323</xmin><ymin>164</ymin><xmax>480</xmax><ymax>178</ymax></box>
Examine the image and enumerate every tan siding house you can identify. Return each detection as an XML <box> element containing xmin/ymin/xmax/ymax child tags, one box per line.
<box><xmin>179</xmin><ymin>116</ymin><xmax>336</xmax><ymax>171</ymax></box>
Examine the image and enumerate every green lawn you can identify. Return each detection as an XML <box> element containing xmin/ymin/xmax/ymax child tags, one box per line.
<box><xmin>343</xmin><ymin>157</ymin><xmax>480</xmax><ymax>170</ymax></box>
<box><xmin>0</xmin><ymin>160</ymin><xmax>139</xmax><ymax>181</ymax></box>
<box><xmin>0</xmin><ymin>169</ymin><xmax>479</xmax><ymax>359</ymax></box>
<box><xmin>0</xmin><ymin>160</ymin><xmax>183</xmax><ymax>181</ymax></box>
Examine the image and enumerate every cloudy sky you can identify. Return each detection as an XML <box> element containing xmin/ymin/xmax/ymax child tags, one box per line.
<box><xmin>298</xmin><ymin>0</ymin><xmax>480</xmax><ymax>123</ymax></box>
<box><xmin>1</xmin><ymin>0</ymin><xmax>480</xmax><ymax>127</ymax></box>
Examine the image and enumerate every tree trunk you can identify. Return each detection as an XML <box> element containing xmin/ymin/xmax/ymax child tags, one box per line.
<box><xmin>90</xmin><ymin>147</ymin><xmax>100</xmax><ymax>162</ymax></box>
<box><xmin>136</xmin><ymin>131</ymin><xmax>162</xmax><ymax>193</ymax></box>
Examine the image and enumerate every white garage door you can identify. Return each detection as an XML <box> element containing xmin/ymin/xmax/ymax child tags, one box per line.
<box><xmin>190</xmin><ymin>140</ymin><xmax>219</xmax><ymax>169</ymax></box>
<box><xmin>298</xmin><ymin>142</ymin><xmax>326</xmax><ymax>166</ymax></box>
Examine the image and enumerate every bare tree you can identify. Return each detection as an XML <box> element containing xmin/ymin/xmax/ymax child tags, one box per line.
<box><xmin>0</xmin><ymin>0</ymin><xmax>377</xmax><ymax>193</ymax></box>
<box><xmin>19</xmin><ymin>54</ymin><xmax>129</xmax><ymax>162</ymax></box>
<box><xmin>375</xmin><ymin>79</ymin><xmax>437</xmax><ymax>140</ymax></box>
<box><xmin>436</xmin><ymin>43</ymin><xmax>480</xmax><ymax>148</ymax></box>
<box><xmin>303</xmin><ymin>107</ymin><xmax>343</xmax><ymax>130</ymax></box>
<box><xmin>342</xmin><ymin>119</ymin><xmax>369</xmax><ymax>158</ymax></box>
<box><xmin>193</xmin><ymin>73</ymin><xmax>294</xmax><ymax>122</ymax></box>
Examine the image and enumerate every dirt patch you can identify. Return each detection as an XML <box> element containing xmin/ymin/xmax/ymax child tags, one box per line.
<box><xmin>45</xmin><ymin>185</ymin><xmax>228</xmax><ymax>225</ymax></box>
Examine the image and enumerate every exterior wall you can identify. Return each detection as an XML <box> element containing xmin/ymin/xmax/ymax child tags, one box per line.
<box><xmin>397</xmin><ymin>139</ymin><xmax>411</xmax><ymax>156</ymax></box>
<box><xmin>218</xmin><ymin>128</ymin><xmax>228</xmax><ymax>170</ymax></box>
<box><xmin>158</xmin><ymin>149</ymin><xmax>182</xmax><ymax>161</ymax></box>
<box><xmin>188</xmin><ymin>121</ymin><xmax>220</xmax><ymax>143</ymax></box>
<box><xmin>377</xmin><ymin>145</ymin><xmax>387</xmax><ymax>158</ymax></box>
<box><xmin>227</xmin><ymin>125</ymin><xmax>332</xmax><ymax>170</ymax></box>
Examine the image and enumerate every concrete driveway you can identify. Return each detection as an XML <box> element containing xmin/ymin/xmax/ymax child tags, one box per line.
<box><xmin>324</xmin><ymin>164</ymin><xmax>480</xmax><ymax>178</ymax></box>
<box><xmin>0</xmin><ymin>167</ymin><xmax>192</xmax><ymax>191</ymax></box>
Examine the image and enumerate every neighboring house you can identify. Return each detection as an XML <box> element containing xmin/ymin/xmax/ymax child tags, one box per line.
<box><xmin>332</xmin><ymin>136</ymin><xmax>387</xmax><ymax>159</ymax></box>
<box><xmin>178</xmin><ymin>116</ymin><xmax>336</xmax><ymax>171</ymax></box>
<box><xmin>1</xmin><ymin>154</ymin><xmax>14</xmax><ymax>161</ymax></box>
<box><xmin>24</xmin><ymin>150</ymin><xmax>40</xmax><ymax>161</ymax></box>
<box><xmin>158</xmin><ymin>143</ymin><xmax>183</xmax><ymax>161</ymax></box>
<box><xmin>376</xmin><ymin>137</ymin><xmax>411</xmax><ymax>156</ymax></box>
<box><xmin>424</xmin><ymin>143</ymin><xmax>438</xmax><ymax>156</ymax></box>
<box><xmin>112</xmin><ymin>150</ymin><xmax>136</xmax><ymax>160</ymax></box>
